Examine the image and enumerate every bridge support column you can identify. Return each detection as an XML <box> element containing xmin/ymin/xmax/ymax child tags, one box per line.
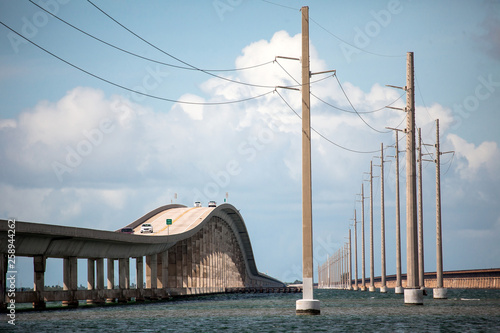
<box><xmin>187</xmin><ymin>236</ymin><xmax>193</xmax><ymax>293</ymax></box>
<box><xmin>0</xmin><ymin>254</ymin><xmax>5</xmax><ymax>311</ymax></box>
<box><xmin>199</xmin><ymin>227</ymin><xmax>207</xmax><ymax>289</ymax></box>
<box><xmin>176</xmin><ymin>242</ymin><xmax>183</xmax><ymax>291</ymax></box>
<box><xmin>63</xmin><ymin>256</ymin><xmax>78</xmax><ymax>307</ymax></box>
<box><xmin>182</xmin><ymin>240</ymin><xmax>189</xmax><ymax>291</ymax></box>
<box><xmin>106</xmin><ymin>258</ymin><xmax>115</xmax><ymax>303</ymax></box>
<box><xmin>135</xmin><ymin>257</ymin><xmax>144</xmax><ymax>302</ymax></box>
<box><xmin>191</xmin><ymin>234</ymin><xmax>200</xmax><ymax>293</ymax></box>
<box><xmin>209</xmin><ymin>224</ymin><xmax>215</xmax><ymax>292</ymax></box>
<box><xmin>157</xmin><ymin>251</ymin><xmax>168</xmax><ymax>298</ymax></box>
<box><xmin>146</xmin><ymin>254</ymin><xmax>157</xmax><ymax>299</ymax></box>
<box><xmin>87</xmin><ymin>259</ymin><xmax>95</xmax><ymax>305</ymax></box>
<box><xmin>95</xmin><ymin>258</ymin><xmax>105</xmax><ymax>304</ymax></box>
<box><xmin>118</xmin><ymin>258</ymin><xmax>129</xmax><ymax>303</ymax></box>
<box><xmin>168</xmin><ymin>249</ymin><xmax>177</xmax><ymax>289</ymax></box>
<box><xmin>33</xmin><ymin>255</ymin><xmax>46</xmax><ymax>309</ymax></box>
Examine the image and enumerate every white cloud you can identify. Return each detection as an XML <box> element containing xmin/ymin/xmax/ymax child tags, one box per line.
<box><xmin>447</xmin><ymin>134</ymin><xmax>500</xmax><ymax>180</ymax></box>
<box><xmin>177</xmin><ymin>94</ymin><xmax>205</xmax><ymax>120</ymax></box>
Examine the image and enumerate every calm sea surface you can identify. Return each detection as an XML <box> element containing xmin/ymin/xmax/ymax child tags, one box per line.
<box><xmin>4</xmin><ymin>289</ymin><xmax>500</xmax><ymax>332</ymax></box>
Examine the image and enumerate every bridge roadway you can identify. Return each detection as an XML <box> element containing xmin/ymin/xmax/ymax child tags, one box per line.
<box><xmin>131</xmin><ymin>206</ymin><xmax>214</xmax><ymax>236</ymax></box>
<box><xmin>0</xmin><ymin>203</ymin><xmax>285</xmax><ymax>310</ymax></box>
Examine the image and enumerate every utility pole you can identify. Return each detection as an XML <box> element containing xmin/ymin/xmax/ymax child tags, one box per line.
<box><xmin>417</xmin><ymin>128</ymin><xmax>425</xmax><ymax>290</ymax></box>
<box><xmin>404</xmin><ymin>52</ymin><xmax>422</xmax><ymax>304</ymax></box>
<box><xmin>389</xmin><ymin>53</ymin><xmax>421</xmax><ymax>303</ymax></box>
<box><xmin>296</xmin><ymin>5</ymin><xmax>320</xmax><ymax>315</ymax></box>
<box><xmin>375</xmin><ymin>143</ymin><xmax>388</xmax><ymax>293</ymax></box>
<box><xmin>433</xmin><ymin>119</ymin><xmax>451</xmax><ymax>299</ymax></box>
<box><xmin>391</xmin><ymin>131</ymin><xmax>404</xmax><ymax>294</ymax></box>
<box><xmin>348</xmin><ymin>230</ymin><xmax>352</xmax><ymax>290</ymax></box>
<box><xmin>359</xmin><ymin>184</ymin><xmax>366</xmax><ymax>291</ymax></box>
<box><xmin>352</xmin><ymin>210</ymin><xmax>359</xmax><ymax>291</ymax></box>
<box><xmin>369</xmin><ymin>161</ymin><xmax>375</xmax><ymax>292</ymax></box>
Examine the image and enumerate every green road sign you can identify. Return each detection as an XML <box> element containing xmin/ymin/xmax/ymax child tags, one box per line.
<box><xmin>166</xmin><ymin>219</ymin><xmax>172</xmax><ymax>225</ymax></box>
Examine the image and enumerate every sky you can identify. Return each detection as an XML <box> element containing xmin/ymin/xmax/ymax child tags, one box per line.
<box><xmin>1</xmin><ymin>0</ymin><xmax>499</xmax><ymax>287</ymax></box>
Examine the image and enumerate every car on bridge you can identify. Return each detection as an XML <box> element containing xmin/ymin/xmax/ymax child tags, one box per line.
<box><xmin>140</xmin><ymin>223</ymin><xmax>153</xmax><ymax>233</ymax></box>
<box><xmin>119</xmin><ymin>227</ymin><xmax>134</xmax><ymax>234</ymax></box>
<box><xmin>194</xmin><ymin>201</ymin><xmax>202</xmax><ymax>207</ymax></box>
<box><xmin>208</xmin><ymin>201</ymin><xmax>217</xmax><ymax>207</ymax></box>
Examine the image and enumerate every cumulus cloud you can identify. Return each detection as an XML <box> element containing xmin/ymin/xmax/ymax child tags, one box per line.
<box><xmin>447</xmin><ymin>133</ymin><xmax>500</xmax><ymax>180</ymax></box>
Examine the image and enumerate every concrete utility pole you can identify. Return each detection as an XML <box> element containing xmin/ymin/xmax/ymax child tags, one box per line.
<box><xmin>348</xmin><ymin>230</ymin><xmax>352</xmax><ymax>290</ymax></box>
<box><xmin>369</xmin><ymin>161</ymin><xmax>375</xmax><ymax>292</ymax></box>
<box><xmin>296</xmin><ymin>5</ymin><xmax>320</xmax><ymax>316</ymax></box>
<box><xmin>376</xmin><ymin>143</ymin><xmax>388</xmax><ymax>293</ymax></box>
<box><xmin>404</xmin><ymin>52</ymin><xmax>423</xmax><ymax>304</ymax></box>
<box><xmin>393</xmin><ymin>131</ymin><xmax>404</xmax><ymax>294</ymax></box>
<box><xmin>360</xmin><ymin>184</ymin><xmax>367</xmax><ymax>291</ymax></box>
<box><xmin>352</xmin><ymin>210</ymin><xmax>359</xmax><ymax>291</ymax></box>
<box><xmin>433</xmin><ymin>119</ymin><xmax>449</xmax><ymax>299</ymax></box>
<box><xmin>417</xmin><ymin>128</ymin><xmax>425</xmax><ymax>290</ymax></box>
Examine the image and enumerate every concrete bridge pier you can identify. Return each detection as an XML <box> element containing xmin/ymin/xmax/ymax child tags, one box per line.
<box><xmin>33</xmin><ymin>255</ymin><xmax>46</xmax><ymax>309</ymax></box>
<box><xmin>146</xmin><ymin>254</ymin><xmax>158</xmax><ymax>300</ymax></box>
<box><xmin>157</xmin><ymin>251</ymin><xmax>169</xmax><ymax>299</ymax></box>
<box><xmin>106</xmin><ymin>258</ymin><xmax>115</xmax><ymax>303</ymax></box>
<box><xmin>135</xmin><ymin>257</ymin><xmax>145</xmax><ymax>302</ymax></box>
<box><xmin>86</xmin><ymin>259</ymin><xmax>95</xmax><ymax>305</ymax></box>
<box><xmin>62</xmin><ymin>256</ymin><xmax>78</xmax><ymax>307</ymax></box>
<box><xmin>95</xmin><ymin>258</ymin><xmax>105</xmax><ymax>304</ymax></box>
<box><xmin>0</xmin><ymin>255</ymin><xmax>5</xmax><ymax>311</ymax></box>
<box><xmin>118</xmin><ymin>258</ymin><xmax>129</xmax><ymax>303</ymax></box>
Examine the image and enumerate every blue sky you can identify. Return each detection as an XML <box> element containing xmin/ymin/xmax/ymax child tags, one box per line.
<box><xmin>1</xmin><ymin>0</ymin><xmax>499</xmax><ymax>287</ymax></box>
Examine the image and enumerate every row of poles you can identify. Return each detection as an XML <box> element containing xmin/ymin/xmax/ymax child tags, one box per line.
<box><xmin>298</xmin><ymin>7</ymin><xmax>451</xmax><ymax>313</ymax></box>
<box><xmin>318</xmin><ymin>117</ymin><xmax>451</xmax><ymax>300</ymax></box>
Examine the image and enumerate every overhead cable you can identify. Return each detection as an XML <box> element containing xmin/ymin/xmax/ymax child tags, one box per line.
<box><xmin>275</xmin><ymin>90</ymin><xmax>380</xmax><ymax>154</ymax></box>
<box><xmin>275</xmin><ymin>59</ymin><xmax>405</xmax><ymax>114</ymax></box>
<box><xmin>28</xmin><ymin>0</ymin><xmax>274</xmax><ymax>73</ymax></box>
<box><xmin>86</xmin><ymin>0</ymin><xmax>304</xmax><ymax>90</ymax></box>
<box><xmin>260</xmin><ymin>0</ymin><xmax>299</xmax><ymax>11</ymax></box>
<box><xmin>310</xmin><ymin>17</ymin><xmax>406</xmax><ymax>59</ymax></box>
<box><xmin>335</xmin><ymin>75</ymin><xmax>391</xmax><ymax>134</ymax></box>
<box><xmin>0</xmin><ymin>21</ymin><xmax>274</xmax><ymax>105</ymax></box>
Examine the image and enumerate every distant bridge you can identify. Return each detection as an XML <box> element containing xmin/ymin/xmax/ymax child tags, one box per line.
<box><xmin>0</xmin><ymin>203</ymin><xmax>284</xmax><ymax>310</ymax></box>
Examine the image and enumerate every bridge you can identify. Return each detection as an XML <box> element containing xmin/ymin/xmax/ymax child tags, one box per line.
<box><xmin>0</xmin><ymin>203</ymin><xmax>284</xmax><ymax>310</ymax></box>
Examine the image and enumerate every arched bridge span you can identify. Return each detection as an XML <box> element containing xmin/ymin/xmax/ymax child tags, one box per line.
<box><xmin>0</xmin><ymin>203</ymin><xmax>284</xmax><ymax>309</ymax></box>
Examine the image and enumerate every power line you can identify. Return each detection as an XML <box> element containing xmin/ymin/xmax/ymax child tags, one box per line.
<box><xmin>28</xmin><ymin>0</ymin><xmax>274</xmax><ymax>73</ymax></box>
<box><xmin>415</xmin><ymin>73</ymin><xmax>436</xmax><ymax>157</ymax></box>
<box><xmin>313</xmin><ymin>91</ymin><xmax>406</xmax><ymax>115</ymax></box>
<box><xmin>275</xmin><ymin>59</ymin><xmax>405</xmax><ymax>114</ymax></box>
<box><xmin>275</xmin><ymin>89</ymin><xmax>380</xmax><ymax>154</ymax></box>
<box><xmin>335</xmin><ymin>76</ymin><xmax>391</xmax><ymax>134</ymax></box>
<box><xmin>260</xmin><ymin>0</ymin><xmax>299</xmax><ymax>11</ymax></box>
<box><xmin>86</xmin><ymin>0</ymin><xmax>301</xmax><ymax>90</ymax></box>
<box><xmin>309</xmin><ymin>17</ymin><xmax>406</xmax><ymax>59</ymax></box>
<box><xmin>0</xmin><ymin>21</ymin><xmax>274</xmax><ymax>105</ymax></box>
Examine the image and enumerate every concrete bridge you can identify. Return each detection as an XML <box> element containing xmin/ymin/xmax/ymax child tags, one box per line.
<box><xmin>0</xmin><ymin>203</ymin><xmax>284</xmax><ymax>310</ymax></box>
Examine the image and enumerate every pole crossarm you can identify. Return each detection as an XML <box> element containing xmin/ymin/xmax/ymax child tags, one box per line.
<box><xmin>275</xmin><ymin>56</ymin><xmax>300</xmax><ymax>61</ymax></box>
<box><xmin>386</xmin><ymin>106</ymin><xmax>406</xmax><ymax>112</ymax></box>
<box><xmin>386</xmin><ymin>126</ymin><xmax>407</xmax><ymax>133</ymax></box>
<box><xmin>310</xmin><ymin>69</ymin><xmax>336</xmax><ymax>76</ymax></box>
<box><xmin>386</xmin><ymin>84</ymin><xmax>407</xmax><ymax>90</ymax></box>
<box><xmin>276</xmin><ymin>86</ymin><xmax>300</xmax><ymax>91</ymax></box>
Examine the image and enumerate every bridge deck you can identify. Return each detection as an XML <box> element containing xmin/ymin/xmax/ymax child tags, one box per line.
<box><xmin>134</xmin><ymin>207</ymin><xmax>214</xmax><ymax>236</ymax></box>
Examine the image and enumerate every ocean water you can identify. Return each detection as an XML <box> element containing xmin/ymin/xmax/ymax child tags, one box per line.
<box><xmin>4</xmin><ymin>289</ymin><xmax>500</xmax><ymax>332</ymax></box>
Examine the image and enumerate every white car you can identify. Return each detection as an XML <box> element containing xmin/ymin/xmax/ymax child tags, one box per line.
<box><xmin>140</xmin><ymin>223</ymin><xmax>153</xmax><ymax>233</ymax></box>
<box><xmin>208</xmin><ymin>201</ymin><xmax>217</xmax><ymax>207</ymax></box>
<box><xmin>194</xmin><ymin>201</ymin><xmax>202</xmax><ymax>207</ymax></box>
